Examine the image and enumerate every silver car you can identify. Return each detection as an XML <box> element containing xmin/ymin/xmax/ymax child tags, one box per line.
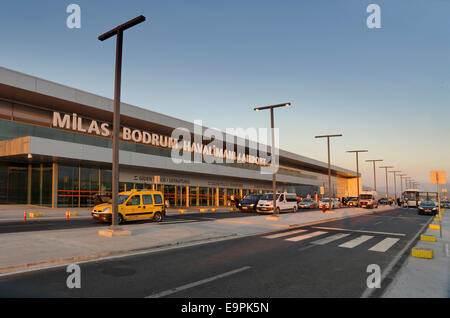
<box><xmin>298</xmin><ymin>198</ymin><xmax>319</xmax><ymax>209</ymax></box>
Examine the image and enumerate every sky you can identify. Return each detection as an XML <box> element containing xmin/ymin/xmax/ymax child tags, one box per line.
<box><xmin>0</xmin><ymin>0</ymin><xmax>449</xmax><ymax>194</ymax></box>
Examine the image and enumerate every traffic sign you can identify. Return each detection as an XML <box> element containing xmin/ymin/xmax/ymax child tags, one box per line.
<box><xmin>430</xmin><ymin>171</ymin><xmax>446</xmax><ymax>184</ymax></box>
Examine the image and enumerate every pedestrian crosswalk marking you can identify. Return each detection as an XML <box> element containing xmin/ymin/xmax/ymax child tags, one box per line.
<box><xmin>311</xmin><ymin>233</ymin><xmax>351</xmax><ymax>245</ymax></box>
<box><xmin>263</xmin><ymin>230</ymin><xmax>401</xmax><ymax>253</ymax></box>
<box><xmin>338</xmin><ymin>235</ymin><xmax>374</xmax><ymax>248</ymax></box>
<box><xmin>368</xmin><ymin>238</ymin><xmax>400</xmax><ymax>252</ymax></box>
<box><xmin>285</xmin><ymin>231</ymin><xmax>327</xmax><ymax>242</ymax></box>
<box><xmin>311</xmin><ymin>226</ymin><xmax>406</xmax><ymax>237</ymax></box>
<box><xmin>263</xmin><ymin>229</ymin><xmax>308</xmax><ymax>239</ymax></box>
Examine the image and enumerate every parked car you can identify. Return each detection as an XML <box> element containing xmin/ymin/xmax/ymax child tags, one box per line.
<box><xmin>298</xmin><ymin>198</ymin><xmax>319</xmax><ymax>209</ymax></box>
<box><xmin>346</xmin><ymin>197</ymin><xmax>358</xmax><ymax>207</ymax></box>
<box><xmin>378</xmin><ymin>198</ymin><xmax>388</xmax><ymax>205</ymax></box>
<box><xmin>418</xmin><ymin>201</ymin><xmax>438</xmax><ymax>215</ymax></box>
<box><xmin>237</xmin><ymin>194</ymin><xmax>263</xmax><ymax>212</ymax></box>
<box><xmin>359</xmin><ymin>191</ymin><xmax>380</xmax><ymax>209</ymax></box>
<box><xmin>319</xmin><ymin>198</ymin><xmax>340</xmax><ymax>209</ymax></box>
<box><xmin>256</xmin><ymin>193</ymin><xmax>298</xmax><ymax>214</ymax></box>
<box><xmin>92</xmin><ymin>189</ymin><xmax>166</xmax><ymax>223</ymax></box>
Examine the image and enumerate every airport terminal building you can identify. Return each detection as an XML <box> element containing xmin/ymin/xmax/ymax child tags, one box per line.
<box><xmin>0</xmin><ymin>67</ymin><xmax>360</xmax><ymax>208</ymax></box>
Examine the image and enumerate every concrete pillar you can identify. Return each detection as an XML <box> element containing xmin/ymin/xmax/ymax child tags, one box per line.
<box><xmin>52</xmin><ymin>163</ymin><xmax>59</xmax><ymax>208</ymax></box>
<box><xmin>196</xmin><ymin>186</ymin><xmax>199</xmax><ymax>206</ymax></box>
<box><xmin>216</xmin><ymin>188</ymin><xmax>219</xmax><ymax>206</ymax></box>
<box><xmin>27</xmin><ymin>164</ymin><xmax>32</xmax><ymax>205</ymax></box>
<box><xmin>186</xmin><ymin>186</ymin><xmax>189</xmax><ymax>207</ymax></box>
<box><xmin>39</xmin><ymin>164</ymin><xmax>43</xmax><ymax>206</ymax></box>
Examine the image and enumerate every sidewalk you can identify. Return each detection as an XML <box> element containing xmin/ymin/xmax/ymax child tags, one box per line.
<box><xmin>0</xmin><ymin>204</ymin><xmax>239</xmax><ymax>221</ymax></box>
<box><xmin>383</xmin><ymin>208</ymin><xmax>450</xmax><ymax>298</ymax></box>
<box><xmin>0</xmin><ymin>205</ymin><xmax>395</xmax><ymax>275</ymax></box>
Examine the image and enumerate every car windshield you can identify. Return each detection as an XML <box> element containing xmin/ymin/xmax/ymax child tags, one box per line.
<box><xmin>261</xmin><ymin>194</ymin><xmax>280</xmax><ymax>200</ymax></box>
<box><xmin>349</xmin><ymin>198</ymin><xmax>358</xmax><ymax>201</ymax></box>
<box><xmin>321</xmin><ymin>199</ymin><xmax>330</xmax><ymax>202</ymax></box>
<box><xmin>301</xmin><ymin>199</ymin><xmax>312</xmax><ymax>202</ymax></box>
<box><xmin>243</xmin><ymin>195</ymin><xmax>259</xmax><ymax>202</ymax></box>
<box><xmin>421</xmin><ymin>201</ymin><xmax>435</xmax><ymax>206</ymax></box>
<box><xmin>360</xmin><ymin>194</ymin><xmax>373</xmax><ymax>200</ymax></box>
<box><xmin>118</xmin><ymin>195</ymin><xmax>129</xmax><ymax>204</ymax></box>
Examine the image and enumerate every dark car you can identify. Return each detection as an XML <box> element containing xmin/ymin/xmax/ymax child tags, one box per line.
<box><xmin>346</xmin><ymin>197</ymin><xmax>358</xmax><ymax>207</ymax></box>
<box><xmin>237</xmin><ymin>194</ymin><xmax>263</xmax><ymax>212</ymax></box>
<box><xmin>418</xmin><ymin>201</ymin><xmax>438</xmax><ymax>215</ymax></box>
<box><xmin>378</xmin><ymin>198</ymin><xmax>388</xmax><ymax>205</ymax></box>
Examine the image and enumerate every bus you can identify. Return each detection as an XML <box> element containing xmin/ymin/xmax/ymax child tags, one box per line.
<box><xmin>402</xmin><ymin>189</ymin><xmax>420</xmax><ymax>207</ymax></box>
<box><xmin>418</xmin><ymin>192</ymin><xmax>438</xmax><ymax>204</ymax></box>
<box><xmin>403</xmin><ymin>189</ymin><xmax>439</xmax><ymax>207</ymax></box>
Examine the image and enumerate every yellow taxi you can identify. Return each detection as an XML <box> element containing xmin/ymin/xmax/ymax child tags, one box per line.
<box><xmin>91</xmin><ymin>189</ymin><xmax>166</xmax><ymax>223</ymax></box>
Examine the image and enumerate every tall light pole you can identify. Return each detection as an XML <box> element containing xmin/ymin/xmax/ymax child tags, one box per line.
<box><xmin>98</xmin><ymin>15</ymin><xmax>146</xmax><ymax>233</ymax></box>
<box><xmin>389</xmin><ymin>170</ymin><xmax>401</xmax><ymax>203</ymax></box>
<box><xmin>315</xmin><ymin>134</ymin><xmax>343</xmax><ymax>210</ymax></box>
<box><xmin>379</xmin><ymin>166</ymin><xmax>393</xmax><ymax>199</ymax></box>
<box><xmin>397</xmin><ymin>174</ymin><xmax>406</xmax><ymax>197</ymax></box>
<box><xmin>347</xmin><ymin>150</ymin><xmax>368</xmax><ymax>197</ymax></box>
<box><xmin>407</xmin><ymin>177</ymin><xmax>414</xmax><ymax>189</ymax></box>
<box><xmin>254</xmin><ymin>102</ymin><xmax>291</xmax><ymax>218</ymax></box>
<box><xmin>405</xmin><ymin>177</ymin><xmax>412</xmax><ymax>189</ymax></box>
<box><xmin>365</xmin><ymin>159</ymin><xmax>383</xmax><ymax>192</ymax></box>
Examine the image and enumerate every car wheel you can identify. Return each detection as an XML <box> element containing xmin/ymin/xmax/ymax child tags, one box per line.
<box><xmin>153</xmin><ymin>212</ymin><xmax>163</xmax><ymax>222</ymax></box>
<box><xmin>118</xmin><ymin>213</ymin><xmax>124</xmax><ymax>224</ymax></box>
<box><xmin>276</xmin><ymin>207</ymin><xmax>281</xmax><ymax>214</ymax></box>
<box><xmin>293</xmin><ymin>206</ymin><xmax>297</xmax><ymax>213</ymax></box>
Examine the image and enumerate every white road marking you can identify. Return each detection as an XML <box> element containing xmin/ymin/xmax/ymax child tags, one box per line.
<box><xmin>368</xmin><ymin>238</ymin><xmax>400</xmax><ymax>252</ymax></box>
<box><xmin>263</xmin><ymin>229</ymin><xmax>307</xmax><ymax>239</ymax></box>
<box><xmin>339</xmin><ymin>235</ymin><xmax>374</xmax><ymax>248</ymax></box>
<box><xmin>285</xmin><ymin>231</ymin><xmax>327</xmax><ymax>242</ymax></box>
<box><xmin>312</xmin><ymin>226</ymin><xmax>406</xmax><ymax>237</ymax></box>
<box><xmin>311</xmin><ymin>233</ymin><xmax>351</xmax><ymax>245</ymax></box>
<box><xmin>446</xmin><ymin>243</ymin><xmax>449</xmax><ymax>257</ymax></box>
<box><xmin>145</xmin><ymin>266</ymin><xmax>251</xmax><ymax>298</ymax></box>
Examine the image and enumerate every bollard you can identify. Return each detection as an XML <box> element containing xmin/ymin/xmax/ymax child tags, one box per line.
<box><xmin>66</xmin><ymin>210</ymin><xmax>70</xmax><ymax>220</ymax></box>
<box><xmin>322</xmin><ymin>204</ymin><xmax>326</xmax><ymax>213</ymax></box>
<box><xmin>24</xmin><ymin>211</ymin><xmax>27</xmax><ymax>221</ymax></box>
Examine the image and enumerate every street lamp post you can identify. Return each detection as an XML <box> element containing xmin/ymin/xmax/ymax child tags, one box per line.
<box><xmin>379</xmin><ymin>166</ymin><xmax>393</xmax><ymax>200</ymax></box>
<box><xmin>254</xmin><ymin>102</ymin><xmax>291</xmax><ymax>218</ymax></box>
<box><xmin>347</xmin><ymin>150</ymin><xmax>368</xmax><ymax>197</ymax></box>
<box><xmin>98</xmin><ymin>15</ymin><xmax>146</xmax><ymax>232</ymax></box>
<box><xmin>397</xmin><ymin>174</ymin><xmax>406</xmax><ymax>198</ymax></box>
<box><xmin>405</xmin><ymin>177</ymin><xmax>411</xmax><ymax>189</ymax></box>
<box><xmin>365</xmin><ymin>159</ymin><xmax>383</xmax><ymax>192</ymax></box>
<box><xmin>315</xmin><ymin>134</ymin><xmax>343</xmax><ymax>211</ymax></box>
<box><xmin>388</xmin><ymin>170</ymin><xmax>401</xmax><ymax>204</ymax></box>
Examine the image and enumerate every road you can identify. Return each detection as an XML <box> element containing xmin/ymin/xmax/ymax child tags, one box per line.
<box><xmin>0</xmin><ymin>207</ymin><xmax>432</xmax><ymax>297</ymax></box>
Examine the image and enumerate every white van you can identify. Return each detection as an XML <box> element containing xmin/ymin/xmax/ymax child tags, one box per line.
<box><xmin>358</xmin><ymin>190</ymin><xmax>380</xmax><ymax>209</ymax></box>
<box><xmin>256</xmin><ymin>193</ymin><xmax>298</xmax><ymax>214</ymax></box>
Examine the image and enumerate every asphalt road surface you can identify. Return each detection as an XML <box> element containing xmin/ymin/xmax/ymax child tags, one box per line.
<box><xmin>0</xmin><ymin>207</ymin><xmax>431</xmax><ymax>297</ymax></box>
